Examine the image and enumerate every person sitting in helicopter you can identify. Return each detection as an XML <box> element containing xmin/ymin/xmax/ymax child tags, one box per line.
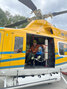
<box><xmin>26</xmin><ymin>40</ymin><xmax>46</xmax><ymax>66</ymax></box>
<box><xmin>34</xmin><ymin>46</ymin><xmax>44</xmax><ymax>66</ymax></box>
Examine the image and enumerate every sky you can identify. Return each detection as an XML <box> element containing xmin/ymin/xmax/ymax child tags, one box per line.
<box><xmin>0</xmin><ymin>0</ymin><xmax>67</xmax><ymax>30</ymax></box>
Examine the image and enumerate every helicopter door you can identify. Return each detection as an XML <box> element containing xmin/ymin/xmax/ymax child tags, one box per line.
<box><xmin>10</xmin><ymin>33</ymin><xmax>26</xmax><ymax>69</ymax></box>
<box><xmin>0</xmin><ymin>32</ymin><xmax>13</xmax><ymax>69</ymax></box>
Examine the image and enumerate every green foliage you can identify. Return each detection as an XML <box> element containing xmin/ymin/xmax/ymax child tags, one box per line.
<box><xmin>0</xmin><ymin>8</ymin><xmax>8</xmax><ymax>26</ymax></box>
<box><xmin>0</xmin><ymin>8</ymin><xmax>29</xmax><ymax>28</ymax></box>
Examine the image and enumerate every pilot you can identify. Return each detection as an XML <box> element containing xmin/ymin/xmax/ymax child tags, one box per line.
<box><xmin>26</xmin><ymin>40</ymin><xmax>46</xmax><ymax>66</ymax></box>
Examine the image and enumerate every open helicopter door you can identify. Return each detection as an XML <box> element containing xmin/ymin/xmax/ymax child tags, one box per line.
<box><xmin>9</xmin><ymin>32</ymin><xmax>26</xmax><ymax>70</ymax></box>
<box><xmin>25</xmin><ymin>34</ymin><xmax>55</xmax><ymax>68</ymax></box>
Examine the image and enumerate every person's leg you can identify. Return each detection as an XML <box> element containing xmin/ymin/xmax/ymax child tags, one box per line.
<box><xmin>30</xmin><ymin>53</ymin><xmax>35</xmax><ymax>66</ymax></box>
<box><xmin>36</xmin><ymin>53</ymin><xmax>44</xmax><ymax>66</ymax></box>
<box><xmin>26</xmin><ymin>53</ymin><xmax>33</xmax><ymax>64</ymax></box>
<box><xmin>35</xmin><ymin>54</ymin><xmax>40</xmax><ymax>66</ymax></box>
<box><xmin>40</xmin><ymin>53</ymin><xmax>44</xmax><ymax>66</ymax></box>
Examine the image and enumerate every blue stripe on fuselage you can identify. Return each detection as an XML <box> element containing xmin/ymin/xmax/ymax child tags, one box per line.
<box><xmin>0</xmin><ymin>57</ymin><xmax>25</xmax><ymax>63</ymax></box>
<box><xmin>0</xmin><ymin>65</ymin><xmax>24</xmax><ymax>69</ymax></box>
<box><xmin>56</xmin><ymin>62</ymin><xmax>67</xmax><ymax>66</ymax></box>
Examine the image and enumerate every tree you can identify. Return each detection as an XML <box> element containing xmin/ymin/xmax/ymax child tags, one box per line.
<box><xmin>0</xmin><ymin>9</ymin><xmax>29</xmax><ymax>28</ymax></box>
<box><xmin>5</xmin><ymin>11</ymin><xmax>29</xmax><ymax>28</ymax></box>
<box><xmin>0</xmin><ymin>8</ymin><xmax>8</xmax><ymax>26</ymax></box>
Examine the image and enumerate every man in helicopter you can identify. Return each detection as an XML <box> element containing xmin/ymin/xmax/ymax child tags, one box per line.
<box><xmin>26</xmin><ymin>40</ymin><xmax>46</xmax><ymax>66</ymax></box>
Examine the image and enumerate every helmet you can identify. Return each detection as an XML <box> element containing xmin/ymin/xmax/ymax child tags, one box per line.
<box><xmin>33</xmin><ymin>40</ymin><xmax>37</xmax><ymax>43</ymax></box>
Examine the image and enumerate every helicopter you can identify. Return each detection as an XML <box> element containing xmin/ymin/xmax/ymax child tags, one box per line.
<box><xmin>0</xmin><ymin>0</ymin><xmax>67</xmax><ymax>88</ymax></box>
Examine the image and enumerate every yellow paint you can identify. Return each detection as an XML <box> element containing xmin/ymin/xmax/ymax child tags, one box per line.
<box><xmin>64</xmin><ymin>52</ymin><xmax>67</xmax><ymax>55</ymax></box>
<box><xmin>0</xmin><ymin>60</ymin><xmax>25</xmax><ymax>67</ymax></box>
<box><xmin>55</xmin><ymin>55</ymin><xmax>60</xmax><ymax>58</ymax></box>
<box><xmin>55</xmin><ymin>58</ymin><xmax>67</xmax><ymax>64</ymax></box>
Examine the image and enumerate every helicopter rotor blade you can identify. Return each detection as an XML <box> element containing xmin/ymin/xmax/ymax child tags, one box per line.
<box><xmin>43</xmin><ymin>10</ymin><xmax>67</xmax><ymax>19</ymax></box>
<box><xmin>5</xmin><ymin>19</ymin><xmax>28</xmax><ymax>28</ymax></box>
<box><xmin>5</xmin><ymin>16</ymin><xmax>37</xmax><ymax>28</ymax></box>
<box><xmin>18</xmin><ymin>0</ymin><xmax>37</xmax><ymax>11</ymax></box>
<box><xmin>18</xmin><ymin>0</ymin><xmax>42</xmax><ymax>18</ymax></box>
<box><xmin>52</xmin><ymin>10</ymin><xmax>67</xmax><ymax>16</ymax></box>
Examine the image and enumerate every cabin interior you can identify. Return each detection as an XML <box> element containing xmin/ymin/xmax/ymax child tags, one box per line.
<box><xmin>25</xmin><ymin>34</ymin><xmax>55</xmax><ymax>68</ymax></box>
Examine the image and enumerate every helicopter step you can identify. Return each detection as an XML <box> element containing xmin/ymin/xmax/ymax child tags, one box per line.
<box><xmin>0</xmin><ymin>72</ymin><xmax>61</xmax><ymax>89</ymax></box>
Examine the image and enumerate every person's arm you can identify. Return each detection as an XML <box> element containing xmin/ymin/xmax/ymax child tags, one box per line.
<box><xmin>27</xmin><ymin>47</ymin><xmax>32</xmax><ymax>53</ymax></box>
<box><xmin>42</xmin><ymin>45</ymin><xmax>46</xmax><ymax>49</ymax></box>
<box><xmin>41</xmin><ymin>44</ymin><xmax>46</xmax><ymax>49</ymax></box>
<box><xmin>14</xmin><ymin>48</ymin><xmax>22</xmax><ymax>53</ymax></box>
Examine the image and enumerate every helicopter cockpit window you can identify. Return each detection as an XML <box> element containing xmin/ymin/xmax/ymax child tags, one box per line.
<box><xmin>58</xmin><ymin>42</ymin><xmax>67</xmax><ymax>56</ymax></box>
<box><xmin>64</xmin><ymin>43</ymin><xmax>67</xmax><ymax>55</ymax></box>
<box><xmin>14</xmin><ymin>37</ymin><xmax>23</xmax><ymax>53</ymax></box>
<box><xmin>59</xmin><ymin>42</ymin><xmax>64</xmax><ymax>55</ymax></box>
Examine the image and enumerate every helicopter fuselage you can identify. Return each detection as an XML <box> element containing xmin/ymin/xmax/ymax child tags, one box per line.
<box><xmin>0</xmin><ymin>20</ymin><xmax>67</xmax><ymax>76</ymax></box>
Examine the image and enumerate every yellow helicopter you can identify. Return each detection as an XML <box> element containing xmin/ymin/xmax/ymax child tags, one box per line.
<box><xmin>0</xmin><ymin>0</ymin><xmax>67</xmax><ymax>88</ymax></box>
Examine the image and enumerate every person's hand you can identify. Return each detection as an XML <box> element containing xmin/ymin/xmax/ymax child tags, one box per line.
<box><xmin>37</xmin><ymin>56</ymin><xmax>41</xmax><ymax>59</ymax></box>
<box><xmin>31</xmin><ymin>57</ymin><xmax>34</xmax><ymax>60</ymax></box>
<box><xmin>42</xmin><ymin>45</ymin><xmax>46</xmax><ymax>49</ymax></box>
<box><xmin>26</xmin><ymin>49</ymin><xmax>31</xmax><ymax>53</ymax></box>
<box><xmin>14</xmin><ymin>49</ymin><xmax>18</xmax><ymax>52</ymax></box>
<box><xmin>33</xmin><ymin>51</ymin><xmax>36</xmax><ymax>53</ymax></box>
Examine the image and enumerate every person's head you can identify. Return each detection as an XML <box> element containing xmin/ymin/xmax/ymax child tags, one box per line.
<box><xmin>38</xmin><ymin>47</ymin><xmax>42</xmax><ymax>52</ymax></box>
<box><xmin>33</xmin><ymin>40</ymin><xmax>37</xmax><ymax>46</ymax></box>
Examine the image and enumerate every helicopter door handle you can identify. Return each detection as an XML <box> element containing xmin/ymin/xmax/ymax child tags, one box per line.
<box><xmin>10</xmin><ymin>55</ymin><xmax>12</xmax><ymax>57</ymax></box>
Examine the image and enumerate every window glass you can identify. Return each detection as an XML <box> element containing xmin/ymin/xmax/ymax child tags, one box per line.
<box><xmin>59</xmin><ymin>42</ymin><xmax>67</xmax><ymax>56</ymax></box>
<box><xmin>14</xmin><ymin>37</ymin><xmax>23</xmax><ymax>53</ymax></box>
<box><xmin>64</xmin><ymin>44</ymin><xmax>67</xmax><ymax>55</ymax></box>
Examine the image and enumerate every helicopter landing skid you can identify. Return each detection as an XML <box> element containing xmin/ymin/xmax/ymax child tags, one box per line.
<box><xmin>0</xmin><ymin>72</ymin><xmax>61</xmax><ymax>89</ymax></box>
